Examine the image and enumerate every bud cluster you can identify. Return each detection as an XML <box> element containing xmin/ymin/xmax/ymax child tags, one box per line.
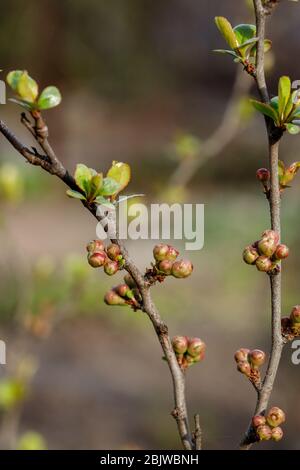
<box><xmin>252</xmin><ymin>407</ymin><xmax>286</xmax><ymax>443</ymax></box>
<box><xmin>148</xmin><ymin>244</ymin><xmax>193</xmax><ymax>282</ymax></box>
<box><xmin>86</xmin><ymin>240</ymin><xmax>125</xmax><ymax>275</ymax></box>
<box><xmin>281</xmin><ymin>305</ymin><xmax>300</xmax><ymax>339</ymax></box>
<box><xmin>234</xmin><ymin>348</ymin><xmax>266</xmax><ymax>388</ymax></box>
<box><xmin>104</xmin><ymin>274</ymin><xmax>142</xmax><ymax>310</ymax></box>
<box><xmin>171</xmin><ymin>336</ymin><xmax>206</xmax><ymax>370</ymax></box>
<box><xmin>243</xmin><ymin>230</ymin><xmax>289</xmax><ymax>274</ymax></box>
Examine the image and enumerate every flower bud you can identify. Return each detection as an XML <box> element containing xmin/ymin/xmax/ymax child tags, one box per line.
<box><xmin>252</xmin><ymin>415</ymin><xmax>266</xmax><ymax>428</ymax></box>
<box><xmin>256</xmin><ymin>168</ymin><xmax>270</xmax><ymax>182</ymax></box>
<box><xmin>258</xmin><ymin>237</ymin><xmax>277</xmax><ymax>257</ymax></box>
<box><xmin>290</xmin><ymin>305</ymin><xmax>300</xmax><ymax>324</ymax></box>
<box><xmin>88</xmin><ymin>251</ymin><xmax>106</xmax><ymax>268</ymax></box>
<box><xmin>124</xmin><ymin>273</ymin><xmax>136</xmax><ymax>288</ymax></box>
<box><xmin>274</xmin><ymin>244</ymin><xmax>289</xmax><ymax>260</ymax></box>
<box><xmin>261</xmin><ymin>230</ymin><xmax>280</xmax><ymax>245</ymax></box>
<box><xmin>256</xmin><ymin>424</ymin><xmax>272</xmax><ymax>441</ymax></box>
<box><xmin>281</xmin><ymin>316</ymin><xmax>291</xmax><ymax>331</ymax></box>
<box><xmin>86</xmin><ymin>239</ymin><xmax>105</xmax><ymax>253</ymax></box>
<box><xmin>166</xmin><ymin>246</ymin><xmax>179</xmax><ymax>261</ymax></box>
<box><xmin>104</xmin><ymin>260</ymin><xmax>119</xmax><ymax>276</ymax></box>
<box><xmin>171</xmin><ymin>259</ymin><xmax>193</xmax><ymax>278</ymax></box>
<box><xmin>237</xmin><ymin>361</ymin><xmax>251</xmax><ymax>377</ymax></box>
<box><xmin>187</xmin><ymin>337</ymin><xmax>206</xmax><ymax>358</ymax></box>
<box><xmin>266</xmin><ymin>407</ymin><xmax>286</xmax><ymax>427</ymax></box>
<box><xmin>255</xmin><ymin>256</ymin><xmax>272</xmax><ymax>272</ymax></box>
<box><xmin>243</xmin><ymin>246</ymin><xmax>259</xmax><ymax>265</ymax></box>
<box><xmin>249</xmin><ymin>349</ymin><xmax>266</xmax><ymax>368</ymax></box>
<box><xmin>172</xmin><ymin>336</ymin><xmax>188</xmax><ymax>355</ymax></box>
<box><xmin>271</xmin><ymin>426</ymin><xmax>283</xmax><ymax>442</ymax></box>
<box><xmin>104</xmin><ymin>290</ymin><xmax>126</xmax><ymax>306</ymax></box>
<box><xmin>153</xmin><ymin>244</ymin><xmax>170</xmax><ymax>261</ymax></box>
<box><xmin>106</xmin><ymin>244</ymin><xmax>121</xmax><ymax>261</ymax></box>
<box><xmin>185</xmin><ymin>354</ymin><xmax>196</xmax><ymax>367</ymax></box>
<box><xmin>234</xmin><ymin>348</ymin><xmax>250</xmax><ymax>363</ymax></box>
<box><xmin>158</xmin><ymin>260</ymin><xmax>173</xmax><ymax>275</ymax></box>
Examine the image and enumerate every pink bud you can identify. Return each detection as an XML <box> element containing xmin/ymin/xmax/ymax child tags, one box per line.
<box><xmin>290</xmin><ymin>305</ymin><xmax>300</xmax><ymax>324</ymax></box>
<box><xmin>255</xmin><ymin>256</ymin><xmax>272</xmax><ymax>272</ymax></box>
<box><xmin>86</xmin><ymin>239</ymin><xmax>105</xmax><ymax>253</ymax></box>
<box><xmin>249</xmin><ymin>349</ymin><xmax>266</xmax><ymax>368</ymax></box>
<box><xmin>106</xmin><ymin>244</ymin><xmax>121</xmax><ymax>261</ymax></box>
<box><xmin>274</xmin><ymin>244</ymin><xmax>289</xmax><ymax>260</ymax></box>
<box><xmin>271</xmin><ymin>427</ymin><xmax>283</xmax><ymax>442</ymax></box>
<box><xmin>88</xmin><ymin>251</ymin><xmax>107</xmax><ymax>268</ymax></box>
<box><xmin>243</xmin><ymin>246</ymin><xmax>259</xmax><ymax>265</ymax></box>
<box><xmin>256</xmin><ymin>168</ymin><xmax>270</xmax><ymax>182</ymax></box>
<box><xmin>237</xmin><ymin>361</ymin><xmax>251</xmax><ymax>377</ymax></box>
<box><xmin>116</xmin><ymin>284</ymin><xmax>132</xmax><ymax>298</ymax></box>
<box><xmin>252</xmin><ymin>415</ymin><xmax>266</xmax><ymax>428</ymax></box>
<box><xmin>153</xmin><ymin>244</ymin><xmax>170</xmax><ymax>261</ymax></box>
<box><xmin>104</xmin><ymin>260</ymin><xmax>119</xmax><ymax>276</ymax></box>
<box><xmin>171</xmin><ymin>259</ymin><xmax>193</xmax><ymax>278</ymax></box>
<box><xmin>158</xmin><ymin>260</ymin><xmax>174</xmax><ymax>275</ymax></box>
<box><xmin>256</xmin><ymin>424</ymin><xmax>272</xmax><ymax>441</ymax></box>
<box><xmin>104</xmin><ymin>290</ymin><xmax>126</xmax><ymax>306</ymax></box>
<box><xmin>261</xmin><ymin>230</ymin><xmax>280</xmax><ymax>245</ymax></box>
<box><xmin>266</xmin><ymin>407</ymin><xmax>286</xmax><ymax>427</ymax></box>
<box><xmin>187</xmin><ymin>337</ymin><xmax>206</xmax><ymax>358</ymax></box>
<box><xmin>166</xmin><ymin>246</ymin><xmax>179</xmax><ymax>261</ymax></box>
<box><xmin>234</xmin><ymin>348</ymin><xmax>250</xmax><ymax>363</ymax></box>
<box><xmin>172</xmin><ymin>336</ymin><xmax>188</xmax><ymax>355</ymax></box>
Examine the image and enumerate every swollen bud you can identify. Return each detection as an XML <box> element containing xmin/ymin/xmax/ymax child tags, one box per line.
<box><xmin>166</xmin><ymin>246</ymin><xmax>179</xmax><ymax>261</ymax></box>
<box><xmin>172</xmin><ymin>336</ymin><xmax>188</xmax><ymax>355</ymax></box>
<box><xmin>153</xmin><ymin>244</ymin><xmax>170</xmax><ymax>262</ymax></box>
<box><xmin>261</xmin><ymin>230</ymin><xmax>280</xmax><ymax>245</ymax></box>
<box><xmin>249</xmin><ymin>349</ymin><xmax>266</xmax><ymax>368</ymax></box>
<box><xmin>172</xmin><ymin>259</ymin><xmax>193</xmax><ymax>278</ymax></box>
<box><xmin>266</xmin><ymin>407</ymin><xmax>286</xmax><ymax>427</ymax></box>
<box><xmin>106</xmin><ymin>244</ymin><xmax>121</xmax><ymax>261</ymax></box>
<box><xmin>256</xmin><ymin>425</ymin><xmax>272</xmax><ymax>441</ymax></box>
<box><xmin>104</xmin><ymin>290</ymin><xmax>126</xmax><ymax>306</ymax></box>
<box><xmin>187</xmin><ymin>337</ymin><xmax>206</xmax><ymax>358</ymax></box>
<box><xmin>274</xmin><ymin>244</ymin><xmax>289</xmax><ymax>260</ymax></box>
<box><xmin>234</xmin><ymin>348</ymin><xmax>250</xmax><ymax>363</ymax></box>
<box><xmin>252</xmin><ymin>415</ymin><xmax>266</xmax><ymax>428</ymax></box>
<box><xmin>116</xmin><ymin>284</ymin><xmax>134</xmax><ymax>299</ymax></box>
<box><xmin>258</xmin><ymin>237</ymin><xmax>277</xmax><ymax>257</ymax></box>
<box><xmin>88</xmin><ymin>251</ymin><xmax>106</xmax><ymax>268</ymax></box>
<box><xmin>104</xmin><ymin>260</ymin><xmax>119</xmax><ymax>276</ymax></box>
<box><xmin>290</xmin><ymin>305</ymin><xmax>300</xmax><ymax>324</ymax></box>
<box><xmin>158</xmin><ymin>260</ymin><xmax>173</xmax><ymax>275</ymax></box>
<box><xmin>243</xmin><ymin>246</ymin><xmax>259</xmax><ymax>265</ymax></box>
<box><xmin>86</xmin><ymin>239</ymin><xmax>105</xmax><ymax>253</ymax></box>
<box><xmin>256</xmin><ymin>168</ymin><xmax>270</xmax><ymax>182</ymax></box>
<box><xmin>237</xmin><ymin>361</ymin><xmax>251</xmax><ymax>377</ymax></box>
<box><xmin>123</xmin><ymin>273</ymin><xmax>136</xmax><ymax>288</ymax></box>
<box><xmin>256</xmin><ymin>256</ymin><xmax>272</xmax><ymax>272</ymax></box>
<box><xmin>271</xmin><ymin>427</ymin><xmax>283</xmax><ymax>442</ymax></box>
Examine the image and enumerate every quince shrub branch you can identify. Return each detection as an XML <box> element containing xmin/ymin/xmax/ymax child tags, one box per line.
<box><xmin>0</xmin><ymin>71</ymin><xmax>203</xmax><ymax>450</ymax></box>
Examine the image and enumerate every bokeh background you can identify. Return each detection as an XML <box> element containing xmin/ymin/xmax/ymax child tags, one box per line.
<box><xmin>0</xmin><ymin>0</ymin><xmax>300</xmax><ymax>450</ymax></box>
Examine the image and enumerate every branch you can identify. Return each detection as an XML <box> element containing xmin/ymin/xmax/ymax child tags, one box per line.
<box><xmin>0</xmin><ymin>115</ymin><xmax>195</xmax><ymax>450</ymax></box>
<box><xmin>239</xmin><ymin>0</ymin><xmax>284</xmax><ymax>449</ymax></box>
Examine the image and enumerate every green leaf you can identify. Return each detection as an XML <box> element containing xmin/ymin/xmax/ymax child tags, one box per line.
<box><xmin>233</xmin><ymin>24</ymin><xmax>256</xmax><ymax>45</ymax></box>
<box><xmin>286</xmin><ymin>123</ymin><xmax>300</xmax><ymax>134</ymax></box>
<box><xmin>213</xmin><ymin>49</ymin><xmax>239</xmax><ymax>59</ymax></box>
<box><xmin>88</xmin><ymin>173</ymin><xmax>103</xmax><ymax>200</ymax></box>
<box><xmin>9</xmin><ymin>98</ymin><xmax>34</xmax><ymax>111</ymax></box>
<box><xmin>6</xmin><ymin>70</ymin><xmax>24</xmax><ymax>91</ymax></box>
<box><xmin>249</xmin><ymin>39</ymin><xmax>272</xmax><ymax>58</ymax></box>
<box><xmin>16</xmin><ymin>72</ymin><xmax>38</xmax><ymax>103</ymax></box>
<box><xmin>94</xmin><ymin>195</ymin><xmax>115</xmax><ymax>209</ymax></box>
<box><xmin>278</xmin><ymin>160</ymin><xmax>285</xmax><ymax>179</ymax></box>
<box><xmin>74</xmin><ymin>164</ymin><xmax>93</xmax><ymax>194</ymax></box>
<box><xmin>237</xmin><ymin>37</ymin><xmax>258</xmax><ymax>58</ymax></box>
<box><xmin>215</xmin><ymin>17</ymin><xmax>239</xmax><ymax>49</ymax></box>
<box><xmin>250</xmin><ymin>99</ymin><xmax>279</xmax><ymax>124</ymax></box>
<box><xmin>106</xmin><ymin>161</ymin><xmax>131</xmax><ymax>195</ymax></box>
<box><xmin>98</xmin><ymin>177</ymin><xmax>120</xmax><ymax>196</ymax></box>
<box><xmin>66</xmin><ymin>189</ymin><xmax>86</xmax><ymax>200</ymax></box>
<box><xmin>37</xmin><ymin>86</ymin><xmax>62</xmax><ymax>110</ymax></box>
<box><xmin>278</xmin><ymin>76</ymin><xmax>291</xmax><ymax>121</ymax></box>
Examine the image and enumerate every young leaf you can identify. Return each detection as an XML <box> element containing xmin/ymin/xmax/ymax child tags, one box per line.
<box><xmin>251</xmin><ymin>99</ymin><xmax>279</xmax><ymax>124</ymax></box>
<box><xmin>278</xmin><ymin>160</ymin><xmax>285</xmax><ymax>179</ymax></box>
<box><xmin>278</xmin><ymin>76</ymin><xmax>291</xmax><ymax>120</ymax></box>
<box><xmin>37</xmin><ymin>86</ymin><xmax>62</xmax><ymax>110</ymax></box>
<box><xmin>74</xmin><ymin>164</ymin><xmax>92</xmax><ymax>194</ymax></box>
<box><xmin>233</xmin><ymin>24</ymin><xmax>256</xmax><ymax>45</ymax></box>
<box><xmin>17</xmin><ymin>72</ymin><xmax>38</xmax><ymax>103</ymax></box>
<box><xmin>286</xmin><ymin>123</ymin><xmax>300</xmax><ymax>134</ymax></box>
<box><xmin>6</xmin><ymin>70</ymin><xmax>24</xmax><ymax>91</ymax></box>
<box><xmin>98</xmin><ymin>177</ymin><xmax>120</xmax><ymax>196</ymax></box>
<box><xmin>66</xmin><ymin>189</ymin><xmax>86</xmax><ymax>200</ymax></box>
<box><xmin>213</xmin><ymin>49</ymin><xmax>239</xmax><ymax>59</ymax></box>
<box><xmin>88</xmin><ymin>173</ymin><xmax>103</xmax><ymax>200</ymax></box>
<box><xmin>94</xmin><ymin>195</ymin><xmax>115</xmax><ymax>209</ymax></box>
<box><xmin>215</xmin><ymin>17</ymin><xmax>239</xmax><ymax>49</ymax></box>
<box><xmin>106</xmin><ymin>161</ymin><xmax>131</xmax><ymax>195</ymax></box>
<box><xmin>9</xmin><ymin>98</ymin><xmax>34</xmax><ymax>111</ymax></box>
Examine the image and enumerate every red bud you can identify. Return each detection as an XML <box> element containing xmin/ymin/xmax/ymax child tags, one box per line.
<box><xmin>256</xmin><ymin>168</ymin><xmax>270</xmax><ymax>182</ymax></box>
<box><xmin>88</xmin><ymin>251</ymin><xmax>107</xmax><ymax>268</ymax></box>
<box><xmin>290</xmin><ymin>305</ymin><xmax>300</xmax><ymax>324</ymax></box>
<box><xmin>86</xmin><ymin>239</ymin><xmax>105</xmax><ymax>253</ymax></box>
<box><xmin>104</xmin><ymin>260</ymin><xmax>119</xmax><ymax>276</ymax></box>
<box><xmin>252</xmin><ymin>415</ymin><xmax>266</xmax><ymax>428</ymax></box>
<box><xmin>274</xmin><ymin>244</ymin><xmax>289</xmax><ymax>260</ymax></box>
<box><xmin>261</xmin><ymin>230</ymin><xmax>280</xmax><ymax>245</ymax></box>
<box><xmin>187</xmin><ymin>337</ymin><xmax>206</xmax><ymax>358</ymax></box>
<box><xmin>106</xmin><ymin>244</ymin><xmax>121</xmax><ymax>261</ymax></box>
<box><xmin>166</xmin><ymin>246</ymin><xmax>179</xmax><ymax>261</ymax></box>
<box><xmin>249</xmin><ymin>349</ymin><xmax>266</xmax><ymax>368</ymax></box>
<box><xmin>104</xmin><ymin>290</ymin><xmax>126</xmax><ymax>306</ymax></box>
<box><xmin>234</xmin><ymin>348</ymin><xmax>250</xmax><ymax>363</ymax></box>
<box><xmin>171</xmin><ymin>259</ymin><xmax>193</xmax><ymax>278</ymax></box>
<box><xmin>158</xmin><ymin>260</ymin><xmax>173</xmax><ymax>275</ymax></box>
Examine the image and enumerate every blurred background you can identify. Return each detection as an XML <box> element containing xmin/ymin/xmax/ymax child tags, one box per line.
<box><xmin>0</xmin><ymin>0</ymin><xmax>300</xmax><ymax>450</ymax></box>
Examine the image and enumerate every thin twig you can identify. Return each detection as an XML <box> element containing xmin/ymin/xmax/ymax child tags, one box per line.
<box><xmin>0</xmin><ymin>116</ymin><xmax>195</xmax><ymax>450</ymax></box>
<box><xmin>193</xmin><ymin>414</ymin><xmax>202</xmax><ymax>450</ymax></box>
